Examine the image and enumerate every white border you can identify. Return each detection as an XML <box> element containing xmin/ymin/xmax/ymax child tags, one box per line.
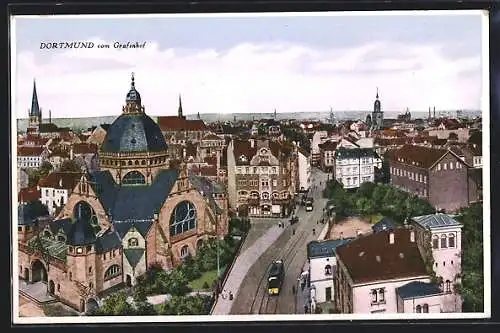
<box><xmin>11</xmin><ymin>10</ymin><xmax>491</xmax><ymax>324</ymax></box>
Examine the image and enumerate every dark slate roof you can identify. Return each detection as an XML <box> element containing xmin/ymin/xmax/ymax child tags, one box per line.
<box><xmin>372</xmin><ymin>216</ymin><xmax>397</xmax><ymax>233</ymax></box>
<box><xmin>307</xmin><ymin>238</ymin><xmax>354</xmax><ymax>259</ymax></box>
<box><xmin>48</xmin><ymin>218</ymin><xmax>73</xmax><ymax>235</ymax></box>
<box><xmin>113</xmin><ymin>220</ymin><xmax>154</xmax><ymax>238</ymax></box>
<box><xmin>396</xmin><ymin>281</ymin><xmax>442</xmax><ymax>300</ymax></box>
<box><xmin>412</xmin><ymin>213</ymin><xmax>461</xmax><ymax>230</ymax></box>
<box><xmin>89</xmin><ymin>169</ymin><xmax>179</xmax><ymax>222</ymax></box>
<box><xmin>188</xmin><ymin>174</ymin><xmax>223</xmax><ymax>214</ymax></box>
<box><xmin>18</xmin><ymin>201</ymin><xmax>49</xmax><ymax>226</ymax></box>
<box><xmin>101</xmin><ymin>113</ymin><xmax>168</xmax><ymax>153</ymax></box>
<box><xmin>95</xmin><ymin>229</ymin><xmax>122</xmax><ymax>253</ymax></box>
<box><xmin>124</xmin><ymin>249</ymin><xmax>145</xmax><ymax>268</ymax></box>
<box><xmin>334</xmin><ymin>147</ymin><xmax>377</xmax><ymax>159</ymax></box>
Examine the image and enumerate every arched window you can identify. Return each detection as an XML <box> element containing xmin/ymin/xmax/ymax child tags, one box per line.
<box><xmin>379</xmin><ymin>289</ymin><xmax>385</xmax><ymax>303</ymax></box>
<box><xmin>170</xmin><ymin>201</ymin><xmax>197</xmax><ymax>236</ymax></box>
<box><xmin>325</xmin><ymin>265</ymin><xmax>332</xmax><ymax>275</ymax></box>
<box><xmin>448</xmin><ymin>233</ymin><xmax>455</xmax><ymax>248</ymax></box>
<box><xmin>371</xmin><ymin>290</ymin><xmax>377</xmax><ymax>303</ymax></box>
<box><xmin>416</xmin><ymin>305</ymin><xmax>422</xmax><ymax>313</ymax></box>
<box><xmin>128</xmin><ymin>160</ymin><xmax>133</xmax><ymax>166</ymax></box>
<box><xmin>104</xmin><ymin>265</ymin><xmax>121</xmax><ymax>280</ymax></box>
<box><xmin>262</xmin><ymin>192</ymin><xmax>269</xmax><ymax>200</ymax></box>
<box><xmin>250</xmin><ymin>192</ymin><xmax>259</xmax><ymax>199</ymax></box>
<box><xmin>57</xmin><ymin>235</ymin><xmax>66</xmax><ymax>242</ymax></box>
<box><xmin>128</xmin><ymin>238</ymin><xmax>139</xmax><ymax>247</ymax></box>
<box><xmin>423</xmin><ymin>304</ymin><xmax>429</xmax><ymax>313</ymax></box>
<box><xmin>122</xmin><ymin>171</ymin><xmax>146</xmax><ymax>185</ymax></box>
<box><xmin>180</xmin><ymin>245</ymin><xmax>190</xmax><ymax>259</ymax></box>
<box><xmin>445</xmin><ymin>280</ymin><xmax>451</xmax><ymax>293</ymax></box>
<box><xmin>432</xmin><ymin>235</ymin><xmax>439</xmax><ymax>249</ymax></box>
<box><xmin>73</xmin><ymin>201</ymin><xmax>94</xmax><ymax>221</ymax></box>
<box><xmin>272</xmin><ymin>192</ymin><xmax>279</xmax><ymax>199</ymax></box>
<box><xmin>44</xmin><ymin>230</ymin><xmax>52</xmax><ymax>238</ymax></box>
<box><xmin>440</xmin><ymin>234</ymin><xmax>448</xmax><ymax>248</ymax></box>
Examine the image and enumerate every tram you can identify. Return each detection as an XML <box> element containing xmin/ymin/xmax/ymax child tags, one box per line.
<box><xmin>268</xmin><ymin>260</ymin><xmax>285</xmax><ymax>295</ymax></box>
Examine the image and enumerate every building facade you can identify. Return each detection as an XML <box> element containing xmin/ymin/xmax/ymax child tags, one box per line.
<box><xmin>387</xmin><ymin>145</ymin><xmax>471</xmax><ymax>212</ymax></box>
<box><xmin>297</xmin><ymin>148</ymin><xmax>311</xmax><ymax>192</ymax></box>
<box><xmin>333</xmin><ymin>147</ymin><xmax>381</xmax><ymax>189</ymax></box>
<box><xmin>17</xmin><ymin>146</ymin><xmax>50</xmax><ymax>169</ymax></box>
<box><xmin>38</xmin><ymin>172</ymin><xmax>83</xmax><ymax>215</ymax></box>
<box><xmin>227</xmin><ymin>138</ymin><xmax>296</xmax><ymax>217</ymax></box>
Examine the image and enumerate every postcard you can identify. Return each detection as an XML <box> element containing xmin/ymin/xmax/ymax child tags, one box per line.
<box><xmin>11</xmin><ymin>10</ymin><xmax>490</xmax><ymax>324</ymax></box>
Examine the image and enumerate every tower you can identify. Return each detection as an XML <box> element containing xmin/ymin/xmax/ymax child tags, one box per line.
<box><xmin>178</xmin><ymin>94</ymin><xmax>184</xmax><ymax>119</ymax></box>
<box><xmin>274</xmin><ymin>108</ymin><xmax>277</xmax><ymax>120</ymax></box>
<box><xmin>123</xmin><ymin>72</ymin><xmax>144</xmax><ymax>114</ymax></box>
<box><xmin>371</xmin><ymin>88</ymin><xmax>383</xmax><ymax>131</ymax></box>
<box><xmin>28</xmin><ymin>79</ymin><xmax>42</xmax><ymax>133</ymax></box>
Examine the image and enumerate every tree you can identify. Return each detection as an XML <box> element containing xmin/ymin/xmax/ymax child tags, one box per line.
<box><xmin>371</xmin><ymin>185</ymin><xmax>387</xmax><ymax>207</ymax></box>
<box><xmin>455</xmin><ymin>203</ymin><xmax>483</xmax><ymax>312</ymax></box>
<box><xmin>448</xmin><ymin>132</ymin><xmax>459</xmax><ymax>141</ymax></box>
<box><xmin>60</xmin><ymin>159</ymin><xmax>81</xmax><ymax>172</ymax></box>
<box><xmin>357</xmin><ymin>182</ymin><xmax>376</xmax><ymax>198</ymax></box>
<box><xmin>39</xmin><ymin>161</ymin><xmax>53</xmax><ymax>177</ymax></box>
<box><xmin>95</xmin><ymin>292</ymin><xmax>136</xmax><ymax>316</ymax></box>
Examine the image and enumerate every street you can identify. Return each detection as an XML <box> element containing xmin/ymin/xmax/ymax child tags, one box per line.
<box><xmin>230</xmin><ymin>168</ymin><xmax>330</xmax><ymax>315</ymax></box>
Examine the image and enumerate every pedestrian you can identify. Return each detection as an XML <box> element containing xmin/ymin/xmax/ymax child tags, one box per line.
<box><xmin>292</xmin><ymin>285</ymin><xmax>296</xmax><ymax>295</ymax></box>
<box><xmin>293</xmin><ymin>229</ymin><xmax>296</xmax><ymax>235</ymax></box>
<box><xmin>229</xmin><ymin>291</ymin><xmax>234</xmax><ymax>300</ymax></box>
<box><xmin>304</xmin><ymin>304</ymin><xmax>309</xmax><ymax>313</ymax></box>
<box><xmin>312</xmin><ymin>228</ymin><xmax>316</xmax><ymax>235</ymax></box>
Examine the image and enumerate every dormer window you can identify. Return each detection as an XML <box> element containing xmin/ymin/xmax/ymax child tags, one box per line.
<box><xmin>325</xmin><ymin>265</ymin><xmax>332</xmax><ymax>275</ymax></box>
<box><xmin>239</xmin><ymin>155</ymin><xmax>248</xmax><ymax>163</ymax></box>
<box><xmin>128</xmin><ymin>237</ymin><xmax>139</xmax><ymax>247</ymax></box>
<box><xmin>76</xmin><ymin>247</ymin><xmax>83</xmax><ymax>254</ymax></box>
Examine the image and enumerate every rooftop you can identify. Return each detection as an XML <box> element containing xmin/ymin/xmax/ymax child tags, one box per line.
<box><xmin>412</xmin><ymin>213</ymin><xmax>462</xmax><ymax>230</ymax></box>
<box><xmin>396</xmin><ymin>281</ymin><xmax>442</xmax><ymax>300</ymax></box>
<box><xmin>307</xmin><ymin>238</ymin><xmax>353</xmax><ymax>259</ymax></box>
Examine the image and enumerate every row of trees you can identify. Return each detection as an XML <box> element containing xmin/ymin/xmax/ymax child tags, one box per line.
<box><xmin>323</xmin><ymin>180</ymin><xmax>435</xmax><ymax>223</ymax></box>
<box><xmin>455</xmin><ymin>203</ymin><xmax>484</xmax><ymax>312</ymax></box>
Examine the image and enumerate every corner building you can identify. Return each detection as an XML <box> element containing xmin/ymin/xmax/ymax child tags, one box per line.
<box><xmin>18</xmin><ymin>74</ymin><xmax>229</xmax><ymax>313</ymax></box>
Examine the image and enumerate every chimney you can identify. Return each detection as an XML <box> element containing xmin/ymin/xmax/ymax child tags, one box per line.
<box><xmin>433</xmin><ymin>106</ymin><xmax>436</xmax><ymax>119</ymax></box>
<box><xmin>70</xmin><ymin>146</ymin><xmax>74</xmax><ymax>160</ymax></box>
<box><xmin>58</xmin><ymin>178</ymin><xmax>63</xmax><ymax>188</ymax></box>
<box><xmin>389</xmin><ymin>232</ymin><xmax>395</xmax><ymax>244</ymax></box>
<box><xmin>49</xmin><ymin>110</ymin><xmax>52</xmax><ymax>123</ymax></box>
<box><xmin>250</xmin><ymin>139</ymin><xmax>255</xmax><ymax>148</ymax></box>
<box><xmin>410</xmin><ymin>230</ymin><xmax>415</xmax><ymax>242</ymax></box>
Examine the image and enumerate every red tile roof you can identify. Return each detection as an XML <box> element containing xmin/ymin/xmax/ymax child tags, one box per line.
<box><xmin>336</xmin><ymin>228</ymin><xmax>428</xmax><ymax>284</ymax></box>
<box><xmin>18</xmin><ymin>187</ymin><xmax>41</xmax><ymax>202</ymax></box>
<box><xmin>202</xmin><ymin>133</ymin><xmax>223</xmax><ymax>141</ymax></box>
<box><xmin>189</xmin><ymin>165</ymin><xmax>218</xmax><ymax>177</ymax></box>
<box><xmin>17</xmin><ymin>146</ymin><xmax>46</xmax><ymax>156</ymax></box>
<box><xmin>157</xmin><ymin>116</ymin><xmax>207</xmax><ymax>131</ymax></box>
<box><xmin>38</xmin><ymin>171</ymin><xmax>83</xmax><ymax>190</ymax></box>
<box><xmin>72</xmin><ymin>143</ymin><xmax>98</xmax><ymax>154</ymax></box>
<box><xmin>387</xmin><ymin>144</ymin><xmax>456</xmax><ymax>169</ymax></box>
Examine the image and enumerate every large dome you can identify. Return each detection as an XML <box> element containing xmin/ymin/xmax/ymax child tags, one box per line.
<box><xmin>101</xmin><ymin>113</ymin><xmax>168</xmax><ymax>153</ymax></box>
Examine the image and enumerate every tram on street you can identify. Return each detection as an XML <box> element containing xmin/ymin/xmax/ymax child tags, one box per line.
<box><xmin>268</xmin><ymin>260</ymin><xmax>285</xmax><ymax>295</ymax></box>
<box><xmin>305</xmin><ymin>198</ymin><xmax>314</xmax><ymax>212</ymax></box>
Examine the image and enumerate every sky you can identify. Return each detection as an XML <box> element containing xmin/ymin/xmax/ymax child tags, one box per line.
<box><xmin>12</xmin><ymin>11</ymin><xmax>485</xmax><ymax>119</ymax></box>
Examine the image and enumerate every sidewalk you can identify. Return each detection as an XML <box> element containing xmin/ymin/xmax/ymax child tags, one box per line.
<box><xmin>211</xmin><ymin>223</ymin><xmax>286</xmax><ymax>315</ymax></box>
<box><xmin>295</xmin><ymin>261</ymin><xmax>312</xmax><ymax>314</ymax></box>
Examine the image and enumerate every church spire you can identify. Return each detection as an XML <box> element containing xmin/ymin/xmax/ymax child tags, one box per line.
<box><xmin>178</xmin><ymin>94</ymin><xmax>183</xmax><ymax>118</ymax></box>
<box><xmin>30</xmin><ymin>79</ymin><xmax>41</xmax><ymax>118</ymax></box>
<box><xmin>376</xmin><ymin>87</ymin><xmax>379</xmax><ymax>100</ymax></box>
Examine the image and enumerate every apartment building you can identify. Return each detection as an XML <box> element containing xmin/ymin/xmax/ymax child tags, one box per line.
<box><xmin>333</xmin><ymin>147</ymin><xmax>381</xmax><ymax>189</ymax></box>
<box><xmin>227</xmin><ymin>138</ymin><xmax>297</xmax><ymax>217</ymax></box>
<box><xmin>387</xmin><ymin>145</ymin><xmax>471</xmax><ymax>212</ymax></box>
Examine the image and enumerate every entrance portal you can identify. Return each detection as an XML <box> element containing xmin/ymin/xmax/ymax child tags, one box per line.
<box><xmin>86</xmin><ymin>298</ymin><xmax>99</xmax><ymax>314</ymax></box>
<box><xmin>31</xmin><ymin>260</ymin><xmax>47</xmax><ymax>283</ymax></box>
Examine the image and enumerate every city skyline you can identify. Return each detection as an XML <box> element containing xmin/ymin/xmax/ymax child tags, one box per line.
<box><xmin>13</xmin><ymin>12</ymin><xmax>485</xmax><ymax>119</ymax></box>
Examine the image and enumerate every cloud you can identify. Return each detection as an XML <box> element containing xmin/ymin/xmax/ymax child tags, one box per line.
<box><xmin>14</xmin><ymin>38</ymin><xmax>482</xmax><ymax>118</ymax></box>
